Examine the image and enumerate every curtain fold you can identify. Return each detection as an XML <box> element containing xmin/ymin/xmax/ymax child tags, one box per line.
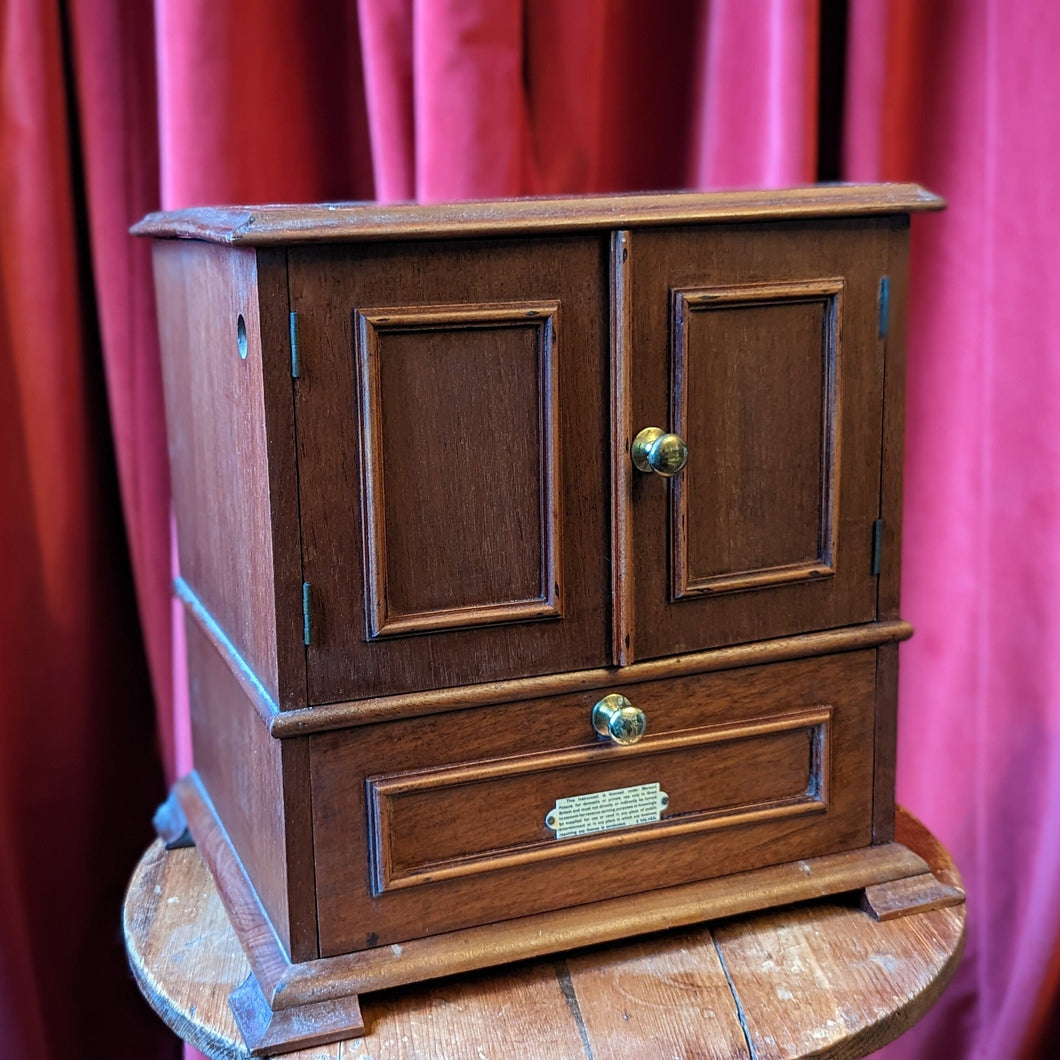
<box><xmin>846</xmin><ymin>2</ymin><xmax>1060</xmax><ymax>1057</ymax></box>
<box><xmin>0</xmin><ymin>0</ymin><xmax>174</xmax><ymax>1056</ymax></box>
<box><xmin>3</xmin><ymin>1</ymin><xmax>1059</xmax><ymax>1056</ymax></box>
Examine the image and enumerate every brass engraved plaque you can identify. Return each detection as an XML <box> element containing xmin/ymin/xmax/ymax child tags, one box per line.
<box><xmin>545</xmin><ymin>782</ymin><xmax>669</xmax><ymax>840</ymax></box>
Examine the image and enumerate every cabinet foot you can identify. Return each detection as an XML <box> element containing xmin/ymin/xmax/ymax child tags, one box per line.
<box><xmin>230</xmin><ymin>972</ymin><xmax>364</xmax><ymax>1058</ymax></box>
<box><xmin>860</xmin><ymin>871</ymin><xmax>965</xmax><ymax>921</ymax></box>
<box><xmin>152</xmin><ymin>787</ymin><xmax>194</xmax><ymax>850</ymax></box>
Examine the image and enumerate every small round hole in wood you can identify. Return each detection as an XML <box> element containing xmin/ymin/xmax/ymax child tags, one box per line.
<box><xmin>237</xmin><ymin>314</ymin><xmax>248</xmax><ymax>359</ymax></box>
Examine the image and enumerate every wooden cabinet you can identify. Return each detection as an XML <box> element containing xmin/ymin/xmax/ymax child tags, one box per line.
<box><xmin>138</xmin><ymin>185</ymin><xmax>943</xmax><ymax>1055</ymax></box>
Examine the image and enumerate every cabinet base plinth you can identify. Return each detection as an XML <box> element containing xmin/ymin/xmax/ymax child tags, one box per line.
<box><xmin>230</xmin><ymin>972</ymin><xmax>365</xmax><ymax>1057</ymax></box>
<box><xmin>172</xmin><ymin>773</ymin><xmax>938</xmax><ymax>1055</ymax></box>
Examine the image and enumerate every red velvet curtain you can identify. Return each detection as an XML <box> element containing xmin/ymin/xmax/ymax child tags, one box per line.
<box><xmin>2</xmin><ymin>1</ymin><xmax>1059</xmax><ymax>1057</ymax></box>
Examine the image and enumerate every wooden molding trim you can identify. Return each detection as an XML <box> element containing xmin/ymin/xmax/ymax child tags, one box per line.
<box><xmin>611</xmin><ymin>230</ymin><xmax>634</xmax><ymax>665</ymax></box>
<box><xmin>131</xmin><ymin>185</ymin><xmax>945</xmax><ymax>245</ymax></box>
<box><xmin>175</xmin><ymin>578</ymin><xmax>279</xmax><ymax>719</ymax></box>
<box><xmin>268</xmin><ymin>620</ymin><xmax>913</xmax><ymax>736</ymax></box>
<box><xmin>175</xmin><ymin>581</ymin><xmax>912</xmax><ymax>738</ymax></box>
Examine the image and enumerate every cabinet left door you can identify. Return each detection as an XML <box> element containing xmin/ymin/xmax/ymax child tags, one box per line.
<box><xmin>290</xmin><ymin>236</ymin><xmax>612</xmax><ymax>704</ymax></box>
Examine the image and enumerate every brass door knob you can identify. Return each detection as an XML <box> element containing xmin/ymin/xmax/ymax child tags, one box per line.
<box><xmin>631</xmin><ymin>427</ymin><xmax>688</xmax><ymax>477</ymax></box>
<box><xmin>592</xmin><ymin>694</ymin><xmax>647</xmax><ymax>746</ymax></box>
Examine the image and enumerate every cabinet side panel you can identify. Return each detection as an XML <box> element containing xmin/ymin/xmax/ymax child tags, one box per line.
<box><xmin>153</xmin><ymin>240</ymin><xmax>280</xmax><ymax>697</ymax></box>
<box><xmin>878</xmin><ymin>221</ymin><xmax>910</xmax><ymax>619</ymax></box>
<box><xmin>185</xmin><ymin>615</ymin><xmax>300</xmax><ymax>956</ymax></box>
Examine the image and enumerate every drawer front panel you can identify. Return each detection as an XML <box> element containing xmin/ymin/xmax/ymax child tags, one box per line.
<box><xmin>311</xmin><ymin>650</ymin><xmax>877</xmax><ymax>956</ymax></box>
<box><xmin>369</xmin><ymin>707</ymin><xmax>829</xmax><ymax>893</ymax></box>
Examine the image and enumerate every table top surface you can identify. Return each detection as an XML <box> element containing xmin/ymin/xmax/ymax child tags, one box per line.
<box><xmin>123</xmin><ymin>808</ymin><xmax>965</xmax><ymax>1060</ymax></box>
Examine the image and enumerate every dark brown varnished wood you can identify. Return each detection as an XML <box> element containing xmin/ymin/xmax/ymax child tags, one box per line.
<box><xmin>268</xmin><ymin>619</ymin><xmax>913</xmax><ymax>735</ymax></box>
<box><xmin>873</xmin><ymin>642</ymin><xmax>900</xmax><ymax>844</ymax></box>
<box><xmin>291</xmin><ymin>236</ymin><xmax>611</xmax><ymax>703</ymax></box>
<box><xmin>624</xmin><ymin>220</ymin><xmax>891</xmax><ymax>661</ymax></box>
<box><xmin>153</xmin><ymin>241</ymin><xmax>285</xmax><ymax>700</ymax></box>
<box><xmin>131</xmin><ymin>184</ymin><xmax>944</xmax><ymax>244</ymax></box>
<box><xmin>878</xmin><ymin>219</ymin><xmax>912</xmax><ymax>620</ymax></box>
<box><xmin>310</xmin><ymin>651</ymin><xmax>877</xmax><ymax>955</ymax></box>
<box><xmin>183</xmin><ymin>618</ymin><xmax>317</xmax><ymax>961</ymax></box>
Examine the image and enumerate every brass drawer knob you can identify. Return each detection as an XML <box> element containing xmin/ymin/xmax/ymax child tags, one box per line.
<box><xmin>592</xmin><ymin>694</ymin><xmax>647</xmax><ymax>746</ymax></box>
<box><xmin>631</xmin><ymin>427</ymin><xmax>688</xmax><ymax>477</ymax></box>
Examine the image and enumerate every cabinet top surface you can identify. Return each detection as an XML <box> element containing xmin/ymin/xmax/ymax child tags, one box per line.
<box><xmin>132</xmin><ymin>184</ymin><xmax>943</xmax><ymax>246</ymax></box>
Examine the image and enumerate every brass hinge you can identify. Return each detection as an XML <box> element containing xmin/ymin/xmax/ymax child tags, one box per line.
<box><xmin>878</xmin><ymin>276</ymin><xmax>890</xmax><ymax>339</ymax></box>
<box><xmin>302</xmin><ymin>581</ymin><xmax>313</xmax><ymax>646</ymax></box>
<box><xmin>289</xmin><ymin>311</ymin><xmax>301</xmax><ymax>379</ymax></box>
<box><xmin>871</xmin><ymin>519</ymin><xmax>884</xmax><ymax>576</ymax></box>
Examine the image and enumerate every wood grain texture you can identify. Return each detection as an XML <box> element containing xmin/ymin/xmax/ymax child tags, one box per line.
<box><xmin>861</xmin><ymin>872</ymin><xmax>965</xmax><ymax>921</ymax></box>
<box><xmin>878</xmin><ymin>220</ymin><xmax>911</xmax><ymax>620</ymax></box>
<box><xmin>269</xmin><ymin>620</ymin><xmax>913</xmax><ymax>736</ymax></box>
<box><xmin>122</xmin><ymin>807</ymin><xmax>963</xmax><ymax>1059</ymax></box>
<box><xmin>873</xmin><ymin>643</ymin><xmax>899</xmax><ymax>843</ymax></box>
<box><xmin>291</xmin><ymin>236</ymin><xmax>611</xmax><ymax>703</ymax></box>
<box><xmin>184</xmin><ymin>618</ymin><xmax>298</xmax><ymax>958</ymax></box>
<box><xmin>356</xmin><ymin>300</ymin><xmax>562</xmax><ymax>639</ymax></box>
<box><xmin>711</xmin><ymin>813</ymin><xmax>965</xmax><ymax>1060</ymax></box>
<box><xmin>611</xmin><ymin>230</ymin><xmax>635</xmax><ymax>666</ymax></box>
<box><xmin>130</xmin><ymin>184</ymin><xmax>944</xmax><ymax>244</ymax></box>
<box><xmin>671</xmin><ymin>279</ymin><xmax>843</xmax><ymax>598</ymax></box>
<box><xmin>152</xmin><ymin>240</ymin><xmax>283</xmax><ymax>700</ymax></box>
<box><xmin>255</xmin><ymin>247</ymin><xmax>308</xmax><ymax>710</ymax></box>
<box><xmin>367</xmin><ymin>707</ymin><xmax>831</xmax><ymax>893</ymax></box>
<box><xmin>627</xmin><ymin>221</ymin><xmax>890</xmax><ymax>661</ymax></box>
<box><xmin>310</xmin><ymin>651</ymin><xmax>878</xmax><ymax>954</ymax></box>
<box><xmin>565</xmin><ymin>932</ymin><xmax>752</xmax><ymax>1060</ymax></box>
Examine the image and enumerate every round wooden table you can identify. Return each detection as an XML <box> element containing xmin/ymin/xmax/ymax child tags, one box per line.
<box><xmin>124</xmin><ymin>809</ymin><xmax>964</xmax><ymax>1059</ymax></box>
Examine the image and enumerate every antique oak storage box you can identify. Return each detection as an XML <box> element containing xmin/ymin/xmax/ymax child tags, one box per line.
<box><xmin>136</xmin><ymin>185</ymin><xmax>943</xmax><ymax>1054</ymax></box>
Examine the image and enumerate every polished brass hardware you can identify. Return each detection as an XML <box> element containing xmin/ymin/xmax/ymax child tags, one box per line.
<box><xmin>631</xmin><ymin>427</ymin><xmax>688</xmax><ymax>477</ymax></box>
<box><xmin>592</xmin><ymin>694</ymin><xmax>647</xmax><ymax>746</ymax></box>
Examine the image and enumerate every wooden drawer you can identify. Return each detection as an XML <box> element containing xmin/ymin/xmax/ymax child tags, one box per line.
<box><xmin>309</xmin><ymin>649</ymin><xmax>877</xmax><ymax>956</ymax></box>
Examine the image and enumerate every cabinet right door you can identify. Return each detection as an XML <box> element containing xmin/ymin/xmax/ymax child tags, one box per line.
<box><xmin>619</xmin><ymin>220</ymin><xmax>893</xmax><ymax>662</ymax></box>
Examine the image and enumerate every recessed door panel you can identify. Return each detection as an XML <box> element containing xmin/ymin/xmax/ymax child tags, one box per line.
<box><xmin>672</xmin><ymin>280</ymin><xmax>841</xmax><ymax>597</ymax></box>
<box><xmin>357</xmin><ymin>302</ymin><xmax>560</xmax><ymax>638</ymax></box>
<box><xmin>619</xmin><ymin>222</ymin><xmax>889</xmax><ymax>661</ymax></box>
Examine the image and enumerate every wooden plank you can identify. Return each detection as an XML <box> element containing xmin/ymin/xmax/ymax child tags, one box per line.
<box><xmin>353</xmin><ymin>964</ymin><xmax>588</xmax><ymax>1060</ymax></box>
<box><xmin>861</xmin><ymin>872</ymin><xmax>965</xmax><ymax>921</ymax></box>
<box><xmin>565</xmin><ymin>931</ymin><xmax>751</xmax><ymax>1059</ymax></box>
<box><xmin>130</xmin><ymin>184</ymin><xmax>945</xmax><ymax>245</ymax></box>
<box><xmin>152</xmin><ymin>239</ymin><xmax>282</xmax><ymax>700</ymax></box>
<box><xmin>713</xmin><ymin>812</ymin><xmax>966</xmax><ymax>1059</ymax></box>
<box><xmin>123</xmin><ymin>841</ymin><xmax>586</xmax><ymax>1060</ymax></box>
